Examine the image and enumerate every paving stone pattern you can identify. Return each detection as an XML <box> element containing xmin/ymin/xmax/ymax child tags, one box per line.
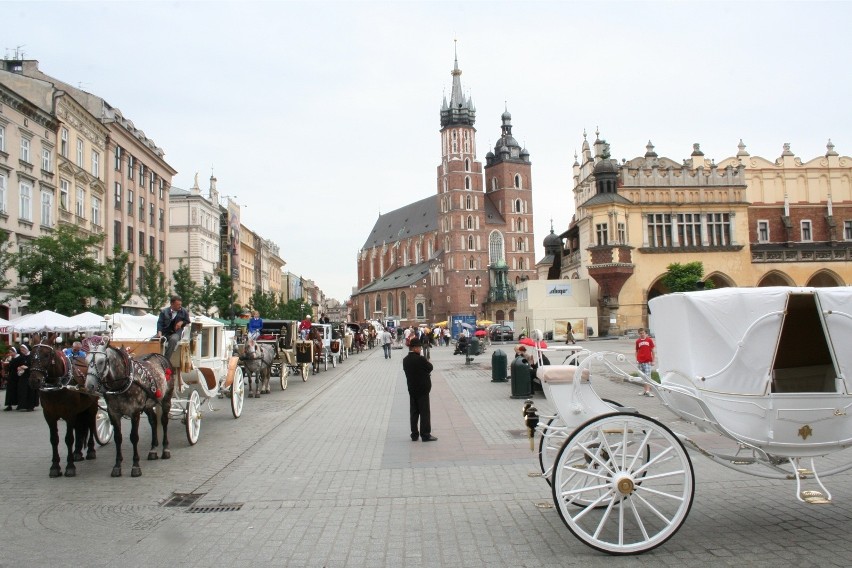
<box><xmin>1</xmin><ymin>339</ymin><xmax>852</xmax><ymax>566</ymax></box>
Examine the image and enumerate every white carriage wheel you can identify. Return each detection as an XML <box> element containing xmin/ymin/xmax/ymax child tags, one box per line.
<box><xmin>230</xmin><ymin>366</ymin><xmax>245</xmax><ymax>419</ymax></box>
<box><xmin>539</xmin><ymin>416</ymin><xmax>568</xmax><ymax>485</ymax></box>
<box><xmin>185</xmin><ymin>390</ymin><xmax>202</xmax><ymax>446</ymax></box>
<box><xmin>94</xmin><ymin>400</ymin><xmax>114</xmax><ymax>446</ymax></box>
<box><xmin>552</xmin><ymin>412</ymin><xmax>694</xmax><ymax>555</ymax></box>
<box><xmin>301</xmin><ymin>364</ymin><xmax>308</xmax><ymax>381</ymax></box>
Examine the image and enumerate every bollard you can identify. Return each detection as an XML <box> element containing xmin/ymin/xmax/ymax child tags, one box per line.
<box><xmin>491</xmin><ymin>349</ymin><xmax>508</xmax><ymax>382</ymax></box>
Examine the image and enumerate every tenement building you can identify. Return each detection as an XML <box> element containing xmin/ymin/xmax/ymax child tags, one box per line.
<box><xmin>352</xmin><ymin>54</ymin><xmax>536</xmax><ymax>326</ymax></box>
<box><xmin>553</xmin><ymin>132</ymin><xmax>852</xmax><ymax>335</ymax></box>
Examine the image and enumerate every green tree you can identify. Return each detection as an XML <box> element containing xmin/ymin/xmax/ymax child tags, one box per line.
<box><xmin>195</xmin><ymin>274</ymin><xmax>218</xmax><ymax>316</ymax></box>
<box><xmin>661</xmin><ymin>262</ymin><xmax>715</xmax><ymax>293</ymax></box>
<box><xmin>101</xmin><ymin>244</ymin><xmax>133</xmax><ymax>314</ymax></box>
<box><xmin>214</xmin><ymin>270</ymin><xmax>239</xmax><ymax>320</ymax></box>
<box><xmin>12</xmin><ymin>224</ymin><xmax>107</xmax><ymax>315</ymax></box>
<box><xmin>249</xmin><ymin>289</ymin><xmax>279</xmax><ymax>318</ymax></box>
<box><xmin>172</xmin><ymin>260</ymin><xmax>197</xmax><ymax>311</ymax></box>
<box><xmin>281</xmin><ymin>298</ymin><xmax>309</xmax><ymax>320</ymax></box>
<box><xmin>138</xmin><ymin>254</ymin><xmax>169</xmax><ymax>314</ymax></box>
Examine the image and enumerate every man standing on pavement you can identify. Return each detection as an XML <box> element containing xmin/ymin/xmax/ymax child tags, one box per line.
<box><xmin>635</xmin><ymin>327</ymin><xmax>656</xmax><ymax>397</ymax></box>
<box><xmin>381</xmin><ymin>327</ymin><xmax>393</xmax><ymax>359</ymax></box>
<box><xmin>403</xmin><ymin>338</ymin><xmax>436</xmax><ymax>441</ymax></box>
<box><xmin>157</xmin><ymin>295</ymin><xmax>191</xmax><ymax>365</ymax></box>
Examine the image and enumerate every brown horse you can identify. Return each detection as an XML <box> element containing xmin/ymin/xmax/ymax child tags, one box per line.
<box><xmin>29</xmin><ymin>343</ymin><xmax>99</xmax><ymax>478</ymax></box>
<box><xmin>307</xmin><ymin>327</ymin><xmax>324</xmax><ymax>374</ymax></box>
<box><xmin>85</xmin><ymin>344</ymin><xmax>174</xmax><ymax>477</ymax></box>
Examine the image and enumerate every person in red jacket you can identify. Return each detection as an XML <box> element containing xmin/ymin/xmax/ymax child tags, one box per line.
<box><xmin>298</xmin><ymin>314</ymin><xmax>312</xmax><ymax>339</ymax></box>
<box><xmin>635</xmin><ymin>328</ymin><xmax>656</xmax><ymax>397</ymax></box>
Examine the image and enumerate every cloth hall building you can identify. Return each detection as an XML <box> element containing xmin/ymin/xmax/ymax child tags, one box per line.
<box><xmin>352</xmin><ymin>55</ymin><xmax>537</xmax><ymax>326</ymax></box>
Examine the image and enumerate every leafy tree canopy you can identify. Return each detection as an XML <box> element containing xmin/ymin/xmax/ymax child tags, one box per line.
<box><xmin>12</xmin><ymin>225</ymin><xmax>107</xmax><ymax>315</ymax></box>
<box><xmin>100</xmin><ymin>244</ymin><xmax>132</xmax><ymax>315</ymax></box>
<box><xmin>195</xmin><ymin>274</ymin><xmax>218</xmax><ymax>316</ymax></box>
<box><xmin>172</xmin><ymin>260</ymin><xmax>197</xmax><ymax>311</ymax></box>
<box><xmin>138</xmin><ymin>254</ymin><xmax>169</xmax><ymax>314</ymax></box>
<box><xmin>661</xmin><ymin>262</ymin><xmax>715</xmax><ymax>293</ymax></box>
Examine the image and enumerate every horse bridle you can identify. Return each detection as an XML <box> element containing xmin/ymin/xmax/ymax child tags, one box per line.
<box><xmin>87</xmin><ymin>347</ymin><xmax>133</xmax><ymax>396</ymax></box>
<box><xmin>29</xmin><ymin>343</ymin><xmax>72</xmax><ymax>391</ymax></box>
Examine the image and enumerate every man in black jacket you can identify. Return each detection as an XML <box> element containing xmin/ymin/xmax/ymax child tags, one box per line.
<box><xmin>403</xmin><ymin>338</ymin><xmax>437</xmax><ymax>442</ymax></box>
<box><xmin>157</xmin><ymin>295</ymin><xmax>192</xmax><ymax>364</ymax></box>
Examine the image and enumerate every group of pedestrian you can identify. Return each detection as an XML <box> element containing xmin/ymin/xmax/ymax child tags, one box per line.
<box><xmin>3</xmin><ymin>344</ymin><xmax>37</xmax><ymax>412</ymax></box>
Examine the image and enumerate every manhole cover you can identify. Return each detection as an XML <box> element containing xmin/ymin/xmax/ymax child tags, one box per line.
<box><xmin>163</xmin><ymin>492</ymin><xmax>205</xmax><ymax>507</ymax></box>
<box><xmin>187</xmin><ymin>503</ymin><xmax>244</xmax><ymax>513</ymax></box>
<box><xmin>507</xmin><ymin>429</ymin><xmax>530</xmax><ymax>439</ymax></box>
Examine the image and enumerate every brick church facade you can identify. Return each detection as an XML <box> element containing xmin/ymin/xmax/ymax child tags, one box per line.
<box><xmin>351</xmin><ymin>53</ymin><xmax>536</xmax><ymax>326</ymax></box>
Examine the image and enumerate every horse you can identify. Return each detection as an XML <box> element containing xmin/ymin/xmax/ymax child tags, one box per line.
<box><xmin>28</xmin><ymin>343</ymin><xmax>99</xmax><ymax>478</ymax></box>
<box><xmin>307</xmin><ymin>327</ymin><xmax>324</xmax><ymax>374</ymax></box>
<box><xmin>240</xmin><ymin>337</ymin><xmax>274</xmax><ymax>398</ymax></box>
<box><xmin>85</xmin><ymin>344</ymin><xmax>174</xmax><ymax>477</ymax></box>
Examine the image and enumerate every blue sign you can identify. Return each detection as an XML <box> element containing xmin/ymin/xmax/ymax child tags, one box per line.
<box><xmin>450</xmin><ymin>314</ymin><xmax>476</xmax><ymax>339</ymax></box>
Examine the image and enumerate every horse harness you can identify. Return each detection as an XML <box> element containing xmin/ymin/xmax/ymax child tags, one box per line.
<box><xmin>89</xmin><ymin>347</ymin><xmax>165</xmax><ymax>400</ymax></box>
<box><xmin>29</xmin><ymin>343</ymin><xmax>78</xmax><ymax>391</ymax></box>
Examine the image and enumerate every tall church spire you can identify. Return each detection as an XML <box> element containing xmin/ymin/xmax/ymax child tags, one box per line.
<box><xmin>440</xmin><ymin>41</ymin><xmax>476</xmax><ymax>127</ymax></box>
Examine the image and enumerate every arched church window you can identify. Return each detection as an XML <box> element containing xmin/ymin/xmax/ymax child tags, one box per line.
<box><xmin>469</xmin><ymin>256</ymin><xmax>475</xmax><ymax>269</ymax></box>
<box><xmin>514</xmin><ymin>174</ymin><xmax>521</xmax><ymax>188</ymax></box>
<box><xmin>515</xmin><ymin>199</ymin><xmax>522</xmax><ymax>213</ymax></box>
<box><xmin>465</xmin><ymin>176</ymin><xmax>471</xmax><ymax>190</ymax></box>
<box><xmin>470</xmin><ymin>291</ymin><xmax>476</xmax><ymax>304</ymax></box>
<box><xmin>468</xmin><ymin>235</ymin><xmax>474</xmax><ymax>249</ymax></box>
<box><xmin>466</xmin><ymin>195</ymin><xmax>472</xmax><ymax>210</ymax></box>
<box><xmin>467</xmin><ymin>216</ymin><xmax>473</xmax><ymax>229</ymax></box>
<box><xmin>488</xmin><ymin>231</ymin><xmax>505</xmax><ymax>264</ymax></box>
<box><xmin>465</xmin><ymin>159</ymin><xmax>470</xmax><ymax>172</ymax></box>
<box><xmin>491</xmin><ymin>178</ymin><xmax>497</xmax><ymax>191</ymax></box>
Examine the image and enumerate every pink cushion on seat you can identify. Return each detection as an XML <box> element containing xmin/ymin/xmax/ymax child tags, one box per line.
<box><xmin>537</xmin><ymin>366</ymin><xmax>590</xmax><ymax>384</ymax></box>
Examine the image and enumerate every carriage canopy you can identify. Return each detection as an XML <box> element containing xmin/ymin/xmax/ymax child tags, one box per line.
<box><xmin>649</xmin><ymin>287</ymin><xmax>852</xmax><ymax>396</ymax></box>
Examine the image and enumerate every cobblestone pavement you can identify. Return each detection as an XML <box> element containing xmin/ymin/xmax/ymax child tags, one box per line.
<box><xmin>2</xmin><ymin>339</ymin><xmax>852</xmax><ymax>567</ymax></box>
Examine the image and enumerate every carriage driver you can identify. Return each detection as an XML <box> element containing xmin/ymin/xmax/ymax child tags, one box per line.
<box><xmin>157</xmin><ymin>295</ymin><xmax>192</xmax><ymax>365</ymax></box>
<box><xmin>299</xmin><ymin>314</ymin><xmax>312</xmax><ymax>340</ymax></box>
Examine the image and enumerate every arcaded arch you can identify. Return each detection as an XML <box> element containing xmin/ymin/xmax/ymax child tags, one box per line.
<box><xmin>705</xmin><ymin>272</ymin><xmax>735</xmax><ymax>289</ymax></box>
<box><xmin>807</xmin><ymin>269</ymin><xmax>844</xmax><ymax>287</ymax></box>
<box><xmin>757</xmin><ymin>270</ymin><xmax>795</xmax><ymax>287</ymax></box>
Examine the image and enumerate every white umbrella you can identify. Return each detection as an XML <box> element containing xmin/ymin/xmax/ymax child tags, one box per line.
<box><xmin>68</xmin><ymin>311</ymin><xmax>108</xmax><ymax>332</ymax></box>
<box><xmin>12</xmin><ymin>310</ymin><xmax>79</xmax><ymax>333</ymax></box>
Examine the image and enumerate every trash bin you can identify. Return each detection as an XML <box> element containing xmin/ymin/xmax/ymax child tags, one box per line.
<box><xmin>491</xmin><ymin>349</ymin><xmax>507</xmax><ymax>382</ymax></box>
<box><xmin>510</xmin><ymin>355</ymin><xmax>532</xmax><ymax>398</ymax></box>
<box><xmin>466</xmin><ymin>338</ymin><xmax>481</xmax><ymax>365</ymax></box>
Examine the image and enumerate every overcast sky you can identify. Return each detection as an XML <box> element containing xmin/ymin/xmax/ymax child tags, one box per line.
<box><xmin>5</xmin><ymin>1</ymin><xmax>851</xmax><ymax>301</ymax></box>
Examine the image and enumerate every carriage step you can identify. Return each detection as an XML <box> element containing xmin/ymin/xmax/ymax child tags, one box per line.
<box><xmin>800</xmin><ymin>490</ymin><xmax>831</xmax><ymax>504</ymax></box>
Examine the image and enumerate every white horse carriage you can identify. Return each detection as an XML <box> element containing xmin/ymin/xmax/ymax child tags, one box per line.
<box><xmin>106</xmin><ymin>313</ymin><xmax>244</xmax><ymax>445</ymax></box>
<box><xmin>311</xmin><ymin>323</ymin><xmax>340</xmax><ymax>370</ymax></box>
<box><xmin>531</xmin><ymin>286</ymin><xmax>852</xmax><ymax>555</ymax></box>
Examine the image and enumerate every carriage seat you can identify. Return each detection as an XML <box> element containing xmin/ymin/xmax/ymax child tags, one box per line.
<box><xmin>772</xmin><ymin>365</ymin><xmax>836</xmax><ymax>393</ymax></box>
<box><xmin>536</xmin><ymin>365</ymin><xmax>590</xmax><ymax>385</ymax></box>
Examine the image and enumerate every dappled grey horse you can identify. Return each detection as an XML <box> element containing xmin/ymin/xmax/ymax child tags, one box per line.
<box><xmin>85</xmin><ymin>344</ymin><xmax>174</xmax><ymax>477</ymax></box>
<box><xmin>240</xmin><ymin>338</ymin><xmax>274</xmax><ymax>398</ymax></box>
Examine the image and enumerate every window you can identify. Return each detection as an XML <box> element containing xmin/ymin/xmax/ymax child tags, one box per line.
<box><xmin>19</xmin><ymin>181</ymin><xmax>32</xmax><ymax>221</ymax></box>
<box><xmin>491</xmin><ymin>178</ymin><xmax>497</xmax><ymax>191</ymax></box>
<box><xmin>0</xmin><ymin>172</ymin><xmax>6</xmax><ymax>213</ymax></box>
<box><xmin>60</xmin><ymin>128</ymin><xmax>68</xmax><ymax>157</ymax></box>
<box><xmin>375</xmin><ymin>295</ymin><xmax>381</xmax><ymax>312</ymax></box>
<box><xmin>114</xmin><ymin>146</ymin><xmax>122</xmax><ymax>170</ymax></box>
<box><xmin>139</xmin><ymin>196</ymin><xmax>145</xmax><ymax>220</ymax></box>
<box><xmin>465</xmin><ymin>158</ymin><xmax>470</xmax><ymax>172</ymax></box>
<box><xmin>76</xmin><ymin>187</ymin><xmax>85</xmax><ymax>217</ymax></box>
<box><xmin>159</xmin><ymin>178</ymin><xmax>164</xmax><ymax>199</ymax></box>
<box><xmin>475</xmin><ymin>276</ymin><xmax>481</xmax><ymax>286</ymax></box>
<box><xmin>466</xmin><ymin>215</ymin><xmax>473</xmax><ymax>230</ymax></box>
<box><xmin>518</xmin><ymin>258</ymin><xmax>525</xmax><ymax>270</ymax></box>
<box><xmin>127</xmin><ymin>226</ymin><xmax>134</xmax><ymax>252</ymax></box>
<box><xmin>470</xmin><ymin>291</ymin><xmax>476</xmax><ymax>304</ymax></box>
<box><xmin>514</xmin><ymin>174</ymin><xmax>521</xmax><ymax>188</ymax></box>
<box><xmin>416</xmin><ymin>302</ymin><xmax>425</xmax><ymax>319</ymax></box>
<box><xmin>517</xmin><ymin>237</ymin><xmax>524</xmax><ymax>251</ymax></box>
<box><xmin>617</xmin><ymin>222</ymin><xmax>626</xmax><ymax>243</ymax></box>
<box><xmin>92</xmin><ymin>197</ymin><xmax>101</xmax><ymax>227</ymax></box>
<box><xmin>400</xmin><ymin>292</ymin><xmax>407</xmax><ymax>318</ymax></box>
<box><xmin>677</xmin><ymin>213</ymin><xmax>702</xmax><ymax>247</ymax></box>
<box><xmin>465</xmin><ymin>176</ymin><xmax>471</xmax><ymax>190</ymax></box>
<box><xmin>114</xmin><ymin>182</ymin><xmax>121</xmax><ymax>208</ymax></box>
<box><xmin>139</xmin><ymin>163</ymin><xmax>145</xmax><ymax>187</ymax></box>
<box><xmin>127</xmin><ymin>189</ymin><xmax>134</xmax><ymax>215</ymax></box>
<box><xmin>707</xmin><ymin>213</ymin><xmax>731</xmax><ymax>246</ymax></box>
<box><xmin>91</xmin><ymin>151</ymin><xmax>100</xmax><ymax>177</ymax></box>
<box><xmin>465</xmin><ymin>276</ymin><xmax>470</xmax><ymax>286</ymax></box>
<box><xmin>41</xmin><ymin>191</ymin><xmax>52</xmax><ymax>226</ymax></box>
<box><xmin>127</xmin><ymin>155</ymin><xmax>134</xmax><ymax>179</ymax></box>
<box><xmin>467</xmin><ymin>235</ymin><xmax>474</xmax><ymax>250</ymax></box>
<box><xmin>801</xmin><ymin>220</ymin><xmax>812</xmax><ymax>242</ymax></box>
<box><xmin>0</xmin><ymin>125</ymin><xmax>4</xmax><ymax>151</ymax></box>
<box><xmin>159</xmin><ymin>240</ymin><xmax>164</xmax><ymax>262</ymax></box>
<box><xmin>595</xmin><ymin>223</ymin><xmax>609</xmax><ymax>247</ymax></box>
<box><xmin>149</xmin><ymin>203</ymin><xmax>155</xmax><ymax>226</ymax></box>
<box><xmin>139</xmin><ymin>231</ymin><xmax>145</xmax><ymax>255</ymax></box>
<box><xmin>758</xmin><ymin>220</ymin><xmax>769</xmax><ymax>243</ymax></box>
<box><xmin>41</xmin><ymin>148</ymin><xmax>51</xmax><ymax>172</ymax></box>
<box><xmin>489</xmin><ymin>231</ymin><xmax>505</xmax><ymax>264</ymax></box>
<box><xmin>150</xmin><ymin>172</ymin><xmax>156</xmax><ymax>194</ymax></box>
<box><xmin>159</xmin><ymin>208</ymin><xmax>164</xmax><ymax>230</ymax></box>
<box><xmin>149</xmin><ymin>235</ymin><xmax>155</xmax><ymax>256</ymax></box>
<box><xmin>516</xmin><ymin>218</ymin><xmax>523</xmax><ymax>232</ymax></box>
<box><xmin>468</xmin><ymin>256</ymin><xmax>475</xmax><ymax>269</ymax></box>
<box><xmin>845</xmin><ymin>220</ymin><xmax>852</xmax><ymax>241</ymax></box>
<box><xmin>647</xmin><ymin>213</ymin><xmax>672</xmax><ymax>247</ymax></box>
<box><xmin>514</xmin><ymin>199</ymin><xmax>522</xmax><ymax>213</ymax></box>
<box><xmin>114</xmin><ymin>221</ymin><xmax>121</xmax><ymax>251</ymax></box>
<box><xmin>76</xmin><ymin>138</ymin><xmax>84</xmax><ymax>168</ymax></box>
<box><xmin>127</xmin><ymin>265</ymin><xmax>134</xmax><ymax>293</ymax></box>
<box><xmin>20</xmin><ymin>137</ymin><xmax>31</xmax><ymax>163</ymax></box>
<box><xmin>466</xmin><ymin>195</ymin><xmax>472</xmax><ymax>210</ymax></box>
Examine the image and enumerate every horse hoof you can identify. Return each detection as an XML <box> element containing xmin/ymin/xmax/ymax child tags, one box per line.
<box><xmin>86</xmin><ymin>451</ymin><xmax>96</xmax><ymax>460</ymax></box>
<box><xmin>73</xmin><ymin>452</ymin><xmax>84</xmax><ymax>462</ymax></box>
<box><xmin>148</xmin><ymin>451</ymin><xmax>159</xmax><ymax>461</ymax></box>
<box><xmin>131</xmin><ymin>467</ymin><xmax>142</xmax><ymax>477</ymax></box>
<box><xmin>161</xmin><ymin>450</ymin><xmax>171</xmax><ymax>460</ymax></box>
<box><xmin>64</xmin><ymin>468</ymin><xmax>76</xmax><ymax>478</ymax></box>
<box><xmin>111</xmin><ymin>468</ymin><xmax>122</xmax><ymax>477</ymax></box>
<box><xmin>49</xmin><ymin>468</ymin><xmax>61</xmax><ymax>478</ymax></box>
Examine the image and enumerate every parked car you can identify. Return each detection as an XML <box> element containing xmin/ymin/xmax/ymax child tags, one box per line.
<box><xmin>489</xmin><ymin>325</ymin><xmax>514</xmax><ymax>342</ymax></box>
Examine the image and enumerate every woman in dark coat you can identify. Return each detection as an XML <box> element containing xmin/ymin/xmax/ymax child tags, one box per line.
<box><xmin>11</xmin><ymin>344</ymin><xmax>37</xmax><ymax>411</ymax></box>
<box><xmin>3</xmin><ymin>347</ymin><xmax>18</xmax><ymax>411</ymax></box>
